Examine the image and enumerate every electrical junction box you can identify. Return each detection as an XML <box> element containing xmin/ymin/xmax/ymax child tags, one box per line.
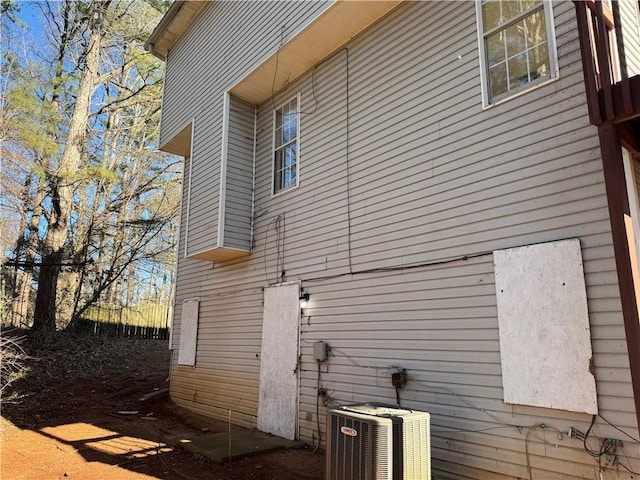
<box><xmin>313</xmin><ymin>341</ymin><xmax>328</xmax><ymax>361</ymax></box>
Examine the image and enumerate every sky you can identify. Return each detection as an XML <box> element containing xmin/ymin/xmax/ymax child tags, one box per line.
<box><xmin>14</xmin><ymin>1</ymin><xmax>44</xmax><ymax>36</ymax></box>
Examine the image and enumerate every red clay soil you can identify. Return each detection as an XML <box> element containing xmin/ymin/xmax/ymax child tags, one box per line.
<box><xmin>0</xmin><ymin>332</ymin><xmax>324</xmax><ymax>480</ymax></box>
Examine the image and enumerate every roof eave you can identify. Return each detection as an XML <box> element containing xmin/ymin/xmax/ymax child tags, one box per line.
<box><xmin>144</xmin><ymin>1</ymin><xmax>205</xmax><ymax>61</ymax></box>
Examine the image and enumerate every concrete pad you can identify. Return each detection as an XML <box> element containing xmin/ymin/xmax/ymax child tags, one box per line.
<box><xmin>178</xmin><ymin>429</ymin><xmax>304</xmax><ymax>463</ymax></box>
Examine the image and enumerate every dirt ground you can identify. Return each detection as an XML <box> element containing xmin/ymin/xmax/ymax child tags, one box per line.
<box><xmin>1</xmin><ymin>331</ymin><xmax>324</xmax><ymax>480</ymax></box>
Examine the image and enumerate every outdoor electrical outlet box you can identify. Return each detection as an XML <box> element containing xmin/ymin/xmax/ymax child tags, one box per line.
<box><xmin>389</xmin><ymin>367</ymin><xmax>407</xmax><ymax>388</ymax></box>
<box><xmin>313</xmin><ymin>341</ymin><xmax>328</xmax><ymax>361</ymax></box>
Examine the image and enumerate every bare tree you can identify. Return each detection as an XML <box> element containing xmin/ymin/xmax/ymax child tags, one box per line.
<box><xmin>2</xmin><ymin>0</ymin><xmax>179</xmax><ymax>331</ymax></box>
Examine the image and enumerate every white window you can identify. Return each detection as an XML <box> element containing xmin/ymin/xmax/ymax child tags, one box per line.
<box><xmin>273</xmin><ymin>95</ymin><xmax>299</xmax><ymax>195</ymax></box>
<box><xmin>477</xmin><ymin>0</ymin><xmax>558</xmax><ymax>105</ymax></box>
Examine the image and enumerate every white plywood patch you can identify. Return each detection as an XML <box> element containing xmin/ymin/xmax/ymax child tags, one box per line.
<box><xmin>257</xmin><ymin>283</ymin><xmax>300</xmax><ymax>440</ymax></box>
<box><xmin>494</xmin><ymin>239</ymin><xmax>597</xmax><ymax>414</ymax></box>
<box><xmin>177</xmin><ymin>298</ymin><xmax>199</xmax><ymax>366</ymax></box>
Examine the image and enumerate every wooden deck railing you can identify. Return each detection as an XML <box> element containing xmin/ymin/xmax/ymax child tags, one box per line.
<box><xmin>574</xmin><ymin>0</ymin><xmax>639</xmax><ymax>125</ymax></box>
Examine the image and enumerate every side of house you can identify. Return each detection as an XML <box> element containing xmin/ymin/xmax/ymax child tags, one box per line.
<box><xmin>151</xmin><ymin>1</ymin><xmax>640</xmax><ymax>478</ymax></box>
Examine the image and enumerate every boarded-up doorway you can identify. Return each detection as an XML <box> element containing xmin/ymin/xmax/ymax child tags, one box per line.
<box><xmin>257</xmin><ymin>283</ymin><xmax>300</xmax><ymax>440</ymax></box>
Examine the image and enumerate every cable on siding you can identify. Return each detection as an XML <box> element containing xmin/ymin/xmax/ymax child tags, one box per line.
<box><xmin>320</xmin><ymin>346</ymin><xmax>511</xmax><ymax>426</ymax></box>
<box><xmin>183</xmin><ymin>286</ymin><xmax>264</xmax><ymax>301</ymax></box>
<box><xmin>268</xmin><ymin>41</ymin><xmax>352</xmax><ymax>277</ymax></box>
<box><xmin>263</xmin><ymin>214</ymin><xmax>286</xmax><ymax>285</ymax></box>
<box><xmin>269</xmin><ymin>24</ymin><xmax>320</xmax><ymax>115</ymax></box>
<box><xmin>303</xmin><ymin>48</ymin><xmax>354</xmax><ymax>271</ymax></box>
<box><xmin>303</xmin><ymin>248</ymin><xmax>494</xmax><ymax>283</ymax></box>
<box><xmin>524</xmin><ymin>424</ymin><xmax>566</xmax><ymax>480</ymax></box>
<box><xmin>249</xmin><ymin>105</ymin><xmax>258</xmax><ymax>251</ymax></box>
<box><xmin>311</xmin><ymin>346</ymin><xmax>640</xmax><ymax>473</ymax></box>
<box><xmin>430</xmin><ymin>425</ymin><xmax>525</xmax><ymax>435</ymax></box>
<box><xmin>312</xmin><ymin>346</ymin><xmax>640</xmax><ymax>464</ymax></box>
<box><xmin>276</xmin><ymin>214</ymin><xmax>285</xmax><ymax>282</ymax></box>
<box><xmin>302</xmin><ymin>235</ymin><xmax>593</xmax><ymax>284</ymax></box>
<box><xmin>344</xmin><ymin>47</ymin><xmax>353</xmax><ymax>275</ymax></box>
<box><xmin>310</xmin><ymin>351</ymin><xmax>640</xmax><ymax>473</ymax></box>
<box><xmin>306</xmin><ymin>63</ymin><xmax>320</xmax><ymax>115</ymax></box>
<box><xmin>271</xmin><ymin>22</ymin><xmax>344</xmax><ymax>116</ymax></box>
<box><xmin>598</xmin><ymin>412</ymin><xmax>640</xmax><ymax>444</ymax></box>
<box><xmin>263</xmin><ymin>218</ymin><xmax>273</xmax><ymax>285</ymax></box>
<box><xmin>307</xmin><ymin>347</ymin><xmax>639</xmax><ymax>472</ymax></box>
<box><xmin>617</xmin><ymin>454</ymin><xmax>640</xmax><ymax>474</ymax></box>
<box><xmin>582</xmin><ymin>415</ymin><xmax>604</xmax><ymax>458</ymax></box>
<box><xmin>271</xmin><ymin>25</ymin><xmax>286</xmax><ymax>113</ymax></box>
<box><xmin>524</xmin><ymin>425</ymin><xmax>537</xmax><ymax>480</ymax></box>
<box><xmin>313</xmin><ymin>360</ymin><xmax>322</xmax><ymax>453</ymax></box>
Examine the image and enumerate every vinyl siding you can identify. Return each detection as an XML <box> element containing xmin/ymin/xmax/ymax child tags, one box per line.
<box><xmin>222</xmin><ymin>95</ymin><xmax>255</xmax><ymax>251</ymax></box>
<box><xmin>160</xmin><ymin>0</ymin><xmax>331</xmax><ymax>145</ymax></box>
<box><xmin>164</xmin><ymin>1</ymin><xmax>640</xmax><ymax>478</ymax></box>
<box><xmin>162</xmin><ymin>0</ymin><xmax>331</xmax><ymax>256</ymax></box>
<box><xmin>185</xmin><ymin>118</ymin><xmax>220</xmax><ymax>257</ymax></box>
<box><xmin>619</xmin><ymin>0</ymin><xmax>640</xmax><ymax>76</ymax></box>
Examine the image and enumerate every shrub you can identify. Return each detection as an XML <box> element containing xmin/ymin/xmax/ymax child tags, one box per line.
<box><xmin>0</xmin><ymin>332</ymin><xmax>29</xmax><ymax>402</ymax></box>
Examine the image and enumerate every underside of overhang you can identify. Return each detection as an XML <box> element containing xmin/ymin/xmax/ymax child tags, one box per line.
<box><xmin>147</xmin><ymin>1</ymin><xmax>403</xmax><ymax>104</ymax></box>
<box><xmin>230</xmin><ymin>0</ymin><xmax>403</xmax><ymax>105</ymax></box>
<box><xmin>145</xmin><ymin>1</ymin><xmax>206</xmax><ymax>60</ymax></box>
<box><xmin>161</xmin><ymin>121</ymin><xmax>192</xmax><ymax>157</ymax></box>
<box><xmin>189</xmin><ymin>248</ymin><xmax>251</xmax><ymax>262</ymax></box>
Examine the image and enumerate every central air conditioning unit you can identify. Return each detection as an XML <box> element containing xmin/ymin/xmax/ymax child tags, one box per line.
<box><xmin>326</xmin><ymin>403</ymin><xmax>431</xmax><ymax>480</ymax></box>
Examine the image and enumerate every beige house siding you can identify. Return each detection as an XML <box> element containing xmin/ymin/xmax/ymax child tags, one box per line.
<box><xmin>620</xmin><ymin>0</ymin><xmax>640</xmax><ymax>76</ymax></box>
<box><xmin>185</xmin><ymin>120</ymin><xmax>221</xmax><ymax>257</ymax></box>
<box><xmin>163</xmin><ymin>1</ymin><xmax>640</xmax><ymax>478</ymax></box>
<box><xmin>159</xmin><ymin>0</ymin><xmax>331</xmax><ymax>146</ymax></box>
<box><xmin>161</xmin><ymin>1</ymin><xmax>331</xmax><ymax>256</ymax></box>
<box><xmin>222</xmin><ymin>95</ymin><xmax>255</xmax><ymax>251</ymax></box>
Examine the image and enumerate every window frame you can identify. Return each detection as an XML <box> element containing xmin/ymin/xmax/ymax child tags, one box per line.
<box><xmin>272</xmin><ymin>94</ymin><xmax>301</xmax><ymax>197</ymax></box>
<box><xmin>476</xmin><ymin>0</ymin><xmax>559</xmax><ymax>107</ymax></box>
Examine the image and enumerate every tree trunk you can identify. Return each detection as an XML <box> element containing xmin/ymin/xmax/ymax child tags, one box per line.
<box><xmin>32</xmin><ymin>0</ymin><xmax>111</xmax><ymax>331</ymax></box>
<box><xmin>57</xmin><ymin>270</ymin><xmax>81</xmax><ymax>328</ymax></box>
<box><xmin>11</xmin><ymin>175</ymin><xmax>46</xmax><ymax>327</ymax></box>
<box><xmin>10</xmin><ymin>175</ymin><xmax>34</xmax><ymax>327</ymax></box>
<box><xmin>126</xmin><ymin>263</ymin><xmax>136</xmax><ymax>306</ymax></box>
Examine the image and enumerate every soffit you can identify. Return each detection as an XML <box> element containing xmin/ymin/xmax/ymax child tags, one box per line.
<box><xmin>145</xmin><ymin>1</ymin><xmax>206</xmax><ymax>60</ymax></box>
<box><xmin>161</xmin><ymin>121</ymin><xmax>192</xmax><ymax>157</ymax></box>
<box><xmin>231</xmin><ymin>1</ymin><xmax>403</xmax><ymax>105</ymax></box>
<box><xmin>147</xmin><ymin>1</ymin><xmax>404</xmax><ymax>103</ymax></box>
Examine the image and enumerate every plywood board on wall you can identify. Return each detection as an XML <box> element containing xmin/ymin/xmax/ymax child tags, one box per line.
<box><xmin>177</xmin><ymin>298</ymin><xmax>199</xmax><ymax>366</ymax></box>
<box><xmin>257</xmin><ymin>283</ymin><xmax>300</xmax><ymax>440</ymax></box>
<box><xmin>493</xmin><ymin>239</ymin><xmax>597</xmax><ymax>414</ymax></box>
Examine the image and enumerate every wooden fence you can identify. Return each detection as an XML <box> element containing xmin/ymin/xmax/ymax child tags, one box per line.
<box><xmin>77</xmin><ymin>303</ymin><xmax>172</xmax><ymax>340</ymax></box>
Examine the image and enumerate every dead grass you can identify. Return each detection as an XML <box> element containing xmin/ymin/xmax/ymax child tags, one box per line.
<box><xmin>0</xmin><ymin>330</ymin><xmax>325</xmax><ymax>480</ymax></box>
<box><xmin>0</xmin><ymin>332</ymin><xmax>29</xmax><ymax>402</ymax></box>
<box><xmin>12</xmin><ymin>329</ymin><xmax>168</xmax><ymax>374</ymax></box>
<box><xmin>1</xmin><ymin>329</ymin><xmax>170</xmax><ymax>422</ymax></box>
